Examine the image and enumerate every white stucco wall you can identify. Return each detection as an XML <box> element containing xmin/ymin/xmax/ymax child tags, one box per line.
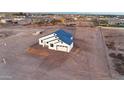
<box><xmin>55</xmin><ymin>42</ymin><xmax>71</xmax><ymax>52</ymax></box>
<box><xmin>43</xmin><ymin>37</ymin><xmax>58</xmax><ymax>46</ymax></box>
<box><xmin>39</xmin><ymin>33</ymin><xmax>55</xmax><ymax>46</ymax></box>
<box><xmin>68</xmin><ymin>42</ymin><xmax>73</xmax><ymax>52</ymax></box>
<box><xmin>48</xmin><ymin>40</ymin><xmax>59</xmax><ymax>50</ymax></box>
<box><xmin>39</xmin><ymin>33</ymin><xmax>54</xmax><ymax>41</ymax></box>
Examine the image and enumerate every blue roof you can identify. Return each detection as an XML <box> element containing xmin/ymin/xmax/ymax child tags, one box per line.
<box><xmin>54</xmin><ymin>29</ymin><xmax>73</xmax><ymax>45</ymax></box>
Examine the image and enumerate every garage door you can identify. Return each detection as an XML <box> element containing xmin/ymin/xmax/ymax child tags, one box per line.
<box><xmin>56</xmin><ymin>45</ymin><xmax>68</xmax><ymax>52</ymax></box>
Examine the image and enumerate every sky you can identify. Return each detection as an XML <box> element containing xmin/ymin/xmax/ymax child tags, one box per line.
<box><xmin>40</xmin><ymin>12</ymin><xmax>124</xmax><ymax>15</ymax></box>
<box><xmin>0</xmin><ymin>0</ymin><xmax>124</xmax><ymax>12</ymax></box>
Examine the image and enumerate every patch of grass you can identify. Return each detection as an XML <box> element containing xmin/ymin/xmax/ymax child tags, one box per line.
<box><xmin>106</xmin><ymin>42</ymin><xmax>116</xmax><ymax>50</ymax></box>
<box><xmin>109</xmin><ymin>52</ymin><xmax>124</xmax><ymax>75</ymax></box>
<box><xmin>109</xmin><ymin>53</ymin><xmax>116</xmax><ymax>58</ymax></box>
<box><xmin>116</xmin><ymin>53</ymin><xmax>124</xmax><ymax>61</ymax></box>
<box><xmin>115</xmin><ymin>62</ymin><xmax>124</xmax><ymax>75</ymax></box>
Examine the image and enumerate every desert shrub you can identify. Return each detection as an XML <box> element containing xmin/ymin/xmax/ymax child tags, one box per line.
<box><xmin>109</xmin><ymin>53</ymin><xmax>116</xmax><ymax>58</ymax></box>
<box><xmin>106</xmin><ymin>42</ymin><xmax>116</xmax><ymax>50</ymax></box>
<box><xmin>110</xmin><ymin>53</ymin><xmax>124</xmax><ymax>75</ymax></box>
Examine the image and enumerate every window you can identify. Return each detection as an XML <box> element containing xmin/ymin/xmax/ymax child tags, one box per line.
<box><xmin>50</xmin><ymin>44</ymin><xmax>54</xmax><ymax>47</ymax></box>
<box><xmin>41</xmin><ymin>40</ymin><xmax>43</xmax><ymax>43</ymax></box>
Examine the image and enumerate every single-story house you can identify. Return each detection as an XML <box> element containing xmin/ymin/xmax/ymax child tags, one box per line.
<box><xmin>39</xmin><ymin>29</ymin><xmax>73</xmax><ymax>52</ymax></box>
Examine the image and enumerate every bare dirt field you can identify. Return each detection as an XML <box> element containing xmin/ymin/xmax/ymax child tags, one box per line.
<box><xmin>0</xmin><ymin>25</ymin><xmax>114</xmax><ymax>79</ymax></box>
<box><xmin>101</xmin><ymin>27</ymin><xmax>124</xmax><ymax>79</ymax></box>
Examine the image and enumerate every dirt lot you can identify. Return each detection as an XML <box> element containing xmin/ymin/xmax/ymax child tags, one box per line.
<box><xmin>0</xmin><ymin>25</ymin><xmax>113</xmax><ymax>79</ymax></box>
<box><xmin>101</xmin><ymin>27</ymin><xmax>124</xmax><ymax>79</ymax></box>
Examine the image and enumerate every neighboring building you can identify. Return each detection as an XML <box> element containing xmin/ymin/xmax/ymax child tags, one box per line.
<box><xmin>39</xmin><ymin>29</ymin><xmax>73</xmax><ymax>53</ymax></box>
<box><xmin>0</xmin><ymin>18</ymin><xmax>13</xmax><ymax>24</ymax></box>
<box><xmin>108</xmin><ymin>18</ymin><xmax>124</xmax><ymax>25</ymax></box>
<box><xmin>0</xmin><ymin>19</ymin><xmax>7</xmax><ymax>23</ymax></box>
<box><xmin>18</xmin><ymin>18</ymin><xmax>32</xmax><ymax>25</ymax></box>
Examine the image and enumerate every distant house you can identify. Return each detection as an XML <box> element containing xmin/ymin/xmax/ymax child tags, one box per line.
<box><xmin>39</xmin><ymin>29</ymin><xmax>74</xmax><ymax>52</ymax></box>
<box><xmin>108</xmin><ymin>18</ymin><xmax>124</xmax><ymax>25</ymax></box>
<box><xmin>18</xmin><ymin>18</ymin><xmax>32</xmax><ymax>25</ymax></box>
<box><xmin>0</xmin><ymin>18</ymin><xmax>12</xmax><ymax>24</ymax></box>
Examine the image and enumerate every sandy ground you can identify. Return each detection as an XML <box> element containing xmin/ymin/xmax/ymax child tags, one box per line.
<box><xmin>101</xmin><ymin>27</ymin><xmax>124</xmax><ymax>79</ymax></box>
<box><xmin>0</xmin><ymin>25</ymin><xmax>113</xmax><ymax>80</ymax></box>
